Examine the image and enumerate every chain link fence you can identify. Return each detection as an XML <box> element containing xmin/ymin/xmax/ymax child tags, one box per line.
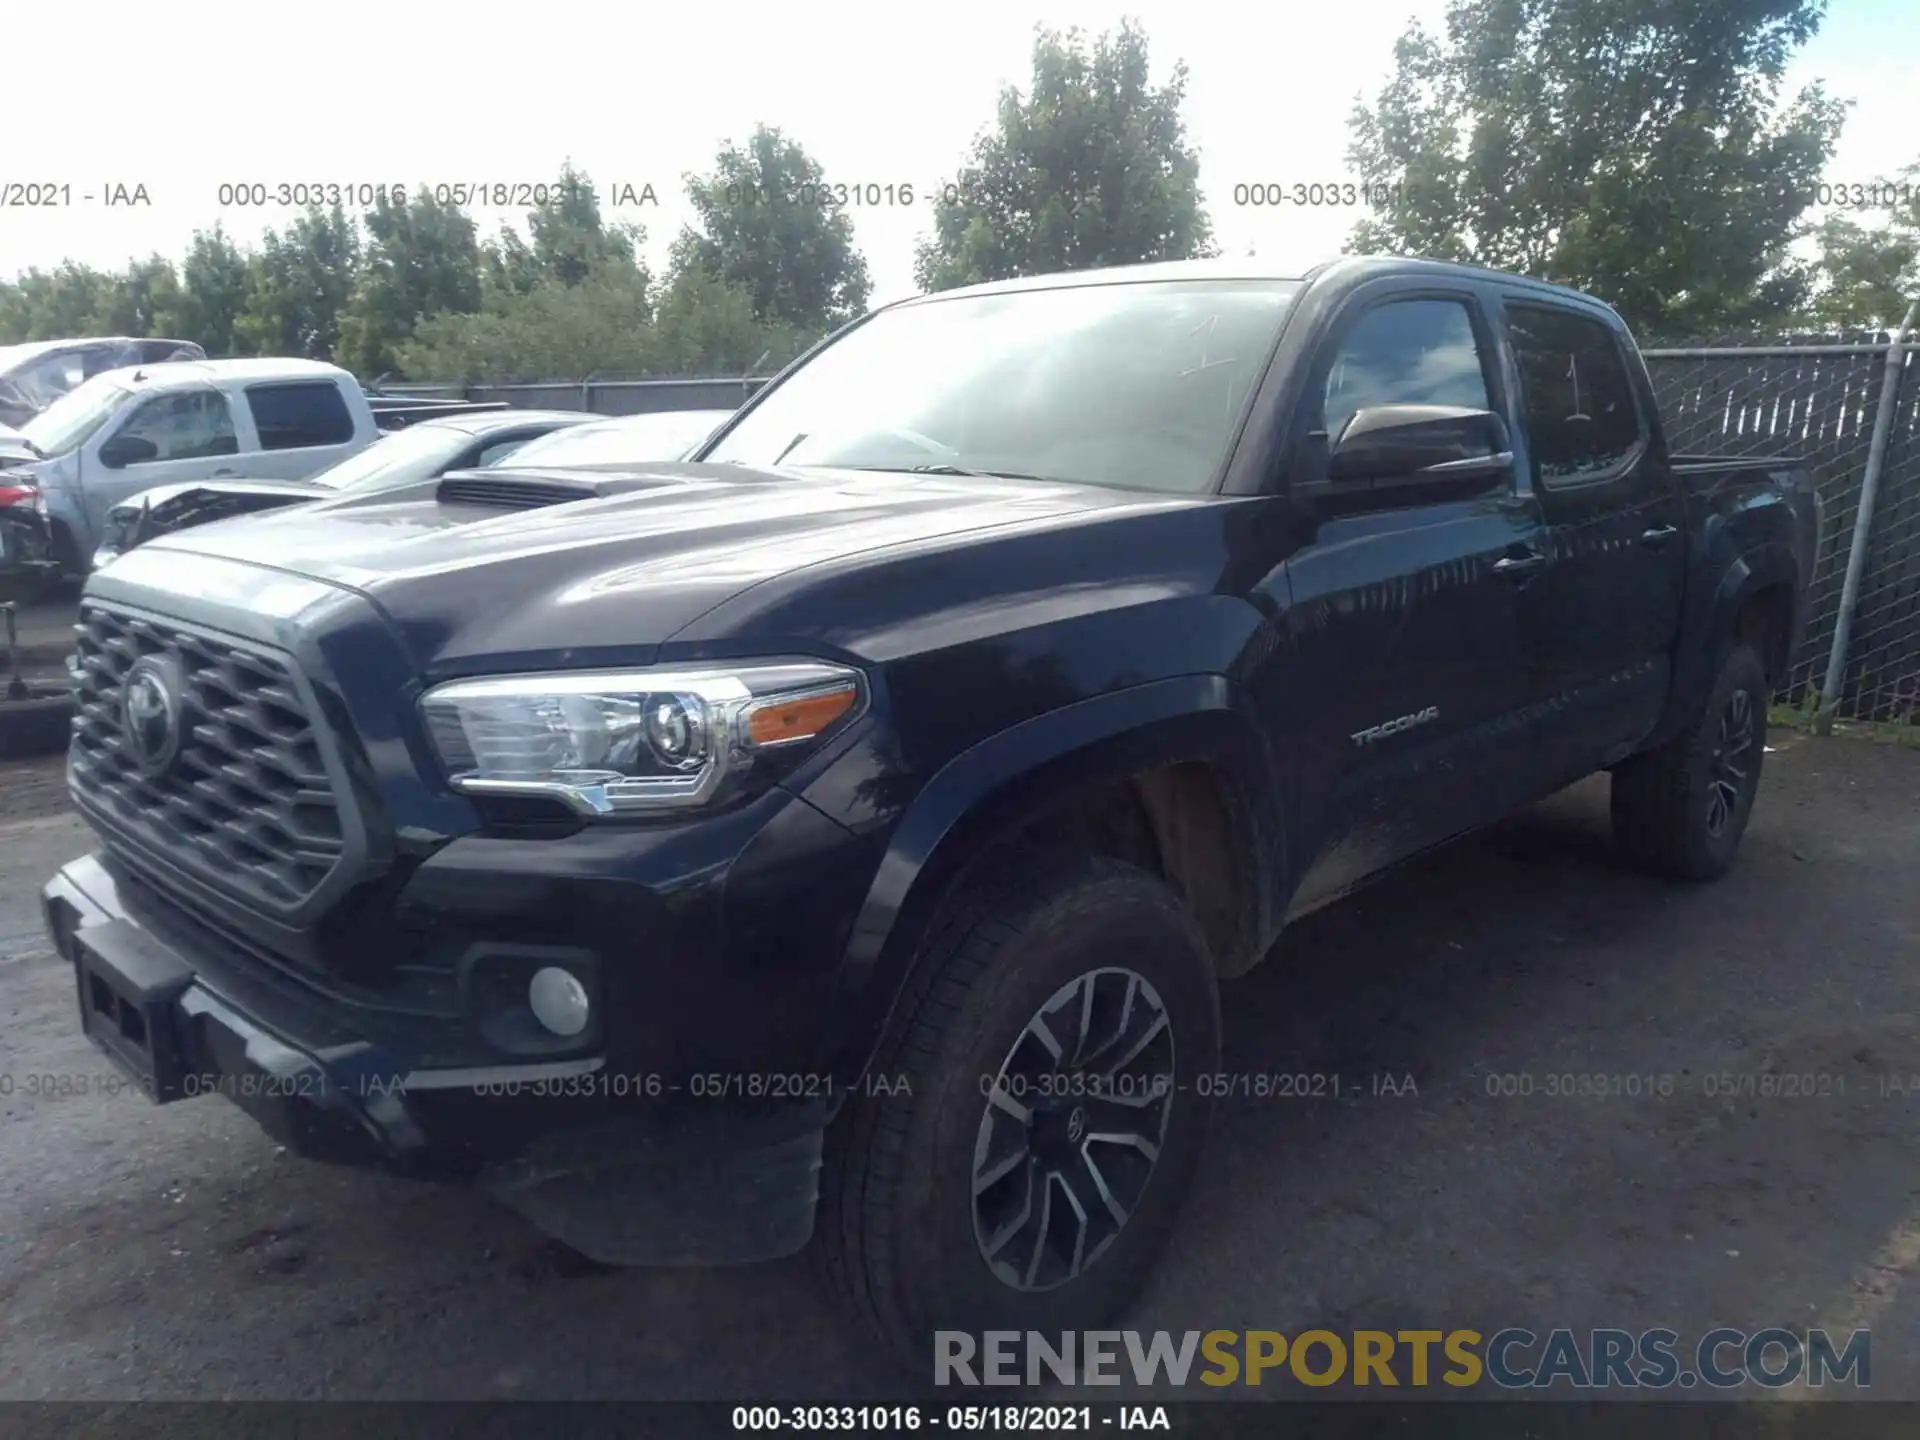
<box><xmin>379</xmin><ymin>324</ymin><xmax>1920</xmax><ymax>727</ymax></box>
<box><xmin>1643</xmin><ymin>327</ymin><xmax>1920</xmax><ymax>725</ymax></box>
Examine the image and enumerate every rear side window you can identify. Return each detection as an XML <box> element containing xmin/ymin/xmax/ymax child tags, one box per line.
<box><xmin>138</xmin><ymin>339</ymin><xmax>206</xmax><ymax>363</ymax></box>
<box><xmin>1320</xmin><ymin>298</ymin><xmax>1492</xmax><ymax>442</ymax></box>
<box><xmin>1504</xmin><ymin>304</ymin><xmax>1642</xmax><ymax>485</ymax></box>
<box><xmin>474</xmin><ymin>435</ymin><xmax>536</xmax><ymax>467</ymax></box>
<box><xmin>246</xmin><ymin>381</ymin><xmax>355</xmax><ymax>450</ymax></box>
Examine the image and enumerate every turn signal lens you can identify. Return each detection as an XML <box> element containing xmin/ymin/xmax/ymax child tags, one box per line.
<box><xmin>746</xmin><ymin>684</ymin><xmax>860</xmax><ymax>747</ymax></box>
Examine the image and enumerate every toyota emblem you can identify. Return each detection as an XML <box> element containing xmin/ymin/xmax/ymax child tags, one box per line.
<box><xmin>119</xmin><ymin>656</ymin><xmax>184</xmax><ymax>777</ymax></box>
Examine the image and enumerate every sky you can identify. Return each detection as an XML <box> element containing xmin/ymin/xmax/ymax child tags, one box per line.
<box><xmin>2</xmin><ymin>0</ymin><xmax>1914</xmax><ymax>307</ymax></box>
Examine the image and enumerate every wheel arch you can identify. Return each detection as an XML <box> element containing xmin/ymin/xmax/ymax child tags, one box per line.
<box><xmin>827</xmin><ymin>675</ymin><xmax>1282</xmax><ymax>1089</ymax></box>
<box><xmin>1655</xmin><ymin>541</ymin><xmax>1802</xmax><ymax>747</ymax></box>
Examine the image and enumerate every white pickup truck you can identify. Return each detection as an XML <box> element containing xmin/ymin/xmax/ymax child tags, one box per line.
<box><xmin>0</xmin><ymin>358</ymin><xmax>380</xmax><ymax>573</ymax></box>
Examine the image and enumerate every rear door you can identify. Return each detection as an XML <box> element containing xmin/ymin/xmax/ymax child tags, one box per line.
<box><xmin>1495</xmin><ymin>298</ymin><xmax>1687</xmax><ymax>786</ymax></box>
<box><xmin>1253</xmin><ymin>281</ymin><xmax>1550</xmax><ymax>915</ymax></box>
<box><xmin>240</xmin><ymin>379</ymin><xmax>364</xmax><ymax>479</ymax></box>
<box><xmin>75</xmin><ymin>386</ymin><xmax>242</xmax><ymax>547</ymax></box>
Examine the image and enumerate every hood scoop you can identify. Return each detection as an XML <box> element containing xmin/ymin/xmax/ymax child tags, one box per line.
<box><xmin>435</xmin><ymin>466</ymin><xmax>670</xmax><ymax>511</ymax></box>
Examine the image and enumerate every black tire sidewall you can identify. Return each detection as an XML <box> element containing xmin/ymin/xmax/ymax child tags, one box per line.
<box><xmin>886</xmin><ymin>865</ymin><xmax>1220</xmax><ymax>1344</ymax></box>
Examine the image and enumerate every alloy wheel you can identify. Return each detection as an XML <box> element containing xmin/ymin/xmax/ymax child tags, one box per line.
<box><xmin>1706</xmin><ymin>686</ymin><xmax>1756</xmax><ymax>837</ymax></box>
<box><xmin>971</xmin><ymin>967</ymin><xmax>1177</xmax><ymax>1293</ymax></box>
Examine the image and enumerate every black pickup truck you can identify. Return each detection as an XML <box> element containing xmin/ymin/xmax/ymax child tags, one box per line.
<box><xmin>43</xmin><ymin>256</ymin><xmax>1819</xmax><ymax>1366</ymax></box>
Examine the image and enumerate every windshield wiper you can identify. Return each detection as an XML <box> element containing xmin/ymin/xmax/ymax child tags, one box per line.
<box><xmin>835</xmin><ymin>462</ymin><xmax>1061</xmax><ymax>483</ymax></box>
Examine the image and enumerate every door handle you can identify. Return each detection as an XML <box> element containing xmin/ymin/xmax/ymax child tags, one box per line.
<box><xmin>1640</xmin><ymin>523</ymin><xmax>1679</xmax><ymax>546</ymax></box>
<box><xmin>211</xmin><ymin>468</ymin><xmax>236</xmax><ymax>477</ymax></box>
<box><xmin>1492</xmin><ymin>550</ymin><xmax>1548</xmax><ymax>578</ymax></box>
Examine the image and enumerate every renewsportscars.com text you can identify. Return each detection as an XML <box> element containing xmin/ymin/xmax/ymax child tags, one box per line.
<box><xmin>933</xmin><ymin>1327</ymin><xmax>1870</xmax><ymax>1389</ymax></box>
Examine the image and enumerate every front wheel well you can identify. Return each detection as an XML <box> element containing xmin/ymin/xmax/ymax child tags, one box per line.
<box><xmin>1015</xmin><ymin>761</ymin><xmax>1262</xmax><ymax>976</ymax></box>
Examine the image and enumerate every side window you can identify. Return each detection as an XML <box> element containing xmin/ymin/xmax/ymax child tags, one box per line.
<box><xmin>84</xmin><ymin>343</ymin><xmax>138</xmax><ymax>379</ymax></box>
<box><xmin>474</xmin><ymin>435</ymin><xmax>534</xmax><ymax>467</ymax></box>
<box><xmin>113</xmin><ymin>390</ymin><xmax>239</xmax><ymax>462</ymax></box>
<box><xmin>1504</xmin><ymin>304</ymin><xmax>1642</xmax><ymax>486</ymax></box>
<box><xmin>247</xmin><ymin>381</ymin><xmax>356</xmax><ymax>450</ymax></box>
<box><xmin>15</xmin><ymin>351</ymin><xmax>88</xmax><ymax>406</ymax></box>
<box><xmin>139</xmin><ymin>340</ymin><xmax>204</xmax><ymax>363</ymax></box>
<box><xmin>1321</xmin><ymin>298</ymin><xmax>1492</xmax><ymax>442</ymax></box>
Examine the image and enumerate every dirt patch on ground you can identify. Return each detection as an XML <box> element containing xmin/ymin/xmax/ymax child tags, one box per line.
<box><xmin>1</xmin><ymin>753</ymin><xmax>71</xmax><ymax>823</ymax></box>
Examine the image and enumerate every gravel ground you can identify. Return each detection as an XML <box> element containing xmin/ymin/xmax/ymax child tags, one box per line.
<box><xmin>1</xmin><ymin>734</ymin><xmax>1917</xmax><ymax>1401</ymax></box>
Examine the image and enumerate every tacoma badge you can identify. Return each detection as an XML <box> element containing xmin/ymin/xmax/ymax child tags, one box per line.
<box><xmin>1352</xmin><ymin>705</ymin><xmax>1439</xmax><ymax>747</ymax></box>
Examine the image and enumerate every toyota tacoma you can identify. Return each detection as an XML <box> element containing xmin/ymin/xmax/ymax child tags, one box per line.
<box><xmin>42</xmin><ymin>256</ymin><xmax>1820</xmax><ymax>1365</ymax></box>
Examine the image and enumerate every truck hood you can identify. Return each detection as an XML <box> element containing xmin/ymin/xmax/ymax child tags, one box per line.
<box><xmin>131</xmin><ymin>461</ymin><xmax>1186</xmax><ymax>667</ymax></box>
<box><xmin>122</xmin><ymin>475</ymin><xmax>325</xmax><ymax>510</ymax></box>
<box><xmin>0</xmin><ymin>423</ymin><xmax>40</xmax><ymax>468</ymax></box>
<box><xmin>101</xmin><ymin>476</ymin><xmax>329</xmax><ymax>561</ymax></box>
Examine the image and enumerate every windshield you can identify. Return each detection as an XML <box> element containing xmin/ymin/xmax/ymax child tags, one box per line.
<box><xmin>310</xmin><ymin>423</ymin><xmax>470</xmax><ymax>490</ymax></box>
<box><xmin>504</xmin><ymin>410</ymin><xmax>732</xmax><ymax>468</ymax></box>
<box><xmin>702</xmin><ymin>278</ymin><xmax>1301</xmax><ymax>493</ymax></box>
<box><xmin>19</xmin><ymin>373</ymin><xmax>132</xmax><ymax>455</ymax></box>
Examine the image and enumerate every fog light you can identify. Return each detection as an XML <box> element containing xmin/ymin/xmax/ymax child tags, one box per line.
<box><xmin>528</xmin><ymin>966</ymin><xmax>591</xmax><ymax>1037</ymax></box>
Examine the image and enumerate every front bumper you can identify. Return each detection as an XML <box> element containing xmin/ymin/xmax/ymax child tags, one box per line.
<box><xmin>43</xmin><ymin>851</ymin><xmax>836</xmax><ymax>1265</ymax></box>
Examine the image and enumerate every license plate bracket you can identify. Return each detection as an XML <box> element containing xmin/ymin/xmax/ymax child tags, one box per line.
<box><xmin>72</xmin><ymin>919</ymin><xmax>195</xmax><ymax>1103</ymax></box>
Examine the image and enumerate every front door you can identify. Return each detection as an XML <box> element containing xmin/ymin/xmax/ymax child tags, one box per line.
<box><xmin>1247</xmin><ymin>285</ymin><xmax>1549</xmax><ymax>916</ymax></box>
<box><xmin>76</xmin><ymin>386</ymin><xmax>241</xmax><ymax>549</ymax></box>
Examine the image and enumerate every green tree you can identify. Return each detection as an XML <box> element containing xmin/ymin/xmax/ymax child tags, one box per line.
<box><xmin>528</xmin><ymin>162</ymin><xmax>642</xmax><ymax>287</ymax></box>
<box><xmin>235</xmin><ymin>204</ymin><xmax>363</xmax><ymax>359</ymax></box>
<box><xmin>671</xmin><ymin>125</ymin><xmax>872</xmax><ymax>330</ymax></box>
<box><xmin>651</xmin><ymin>264</ymin><xmax>812</xmax><ymax>375</ymax></box>
<box><xmin>480</xmin><ymin>228</ymin><xmax>545</xmax><ymax>298</ymax></box>
<box><xmin>1346</xmin><ymin>0</ymin><xmax>1847</xmax><ymax>335</ymax></box>
<box><xmin>396</xmin><ymin>263</ymin><xmax>657</xmax><ymax>382</ymax></box>
<box><xmin>1805</xmin><ymin>163</ymin><xmax>1920</xmax><ymax>330</ymax></box>
<box><xmin>175</xmin><ymin>227</ymin><xmax>253</xmax><ymax>355</ymax></box>
<box><xmin>0</xmin><ymin>263</ymin><xmax>122</xmax><ymax>340</ymax></box>
<box><xmin>337</xmin><ymin>188</ymin><xmax>484</xmax><ymax>378</ymax></box>
<box><xmin>89</xmin><ymin>255</ymin><xmax>187</xmax><ymax>337</ymax></box>
<box><xmin>913</xmin><ymin>21</ymin><xmax>1216</xmax><ymax>293</ymax></box>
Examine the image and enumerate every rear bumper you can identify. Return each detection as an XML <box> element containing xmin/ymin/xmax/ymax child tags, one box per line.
<box><xmin>42</xmin><ymin>851</ymin><xmax>831</xmax><ymax>1265</ymax></box>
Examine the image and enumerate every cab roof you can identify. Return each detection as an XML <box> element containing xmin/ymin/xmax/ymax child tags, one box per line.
<box><xmin>896</xmin><ymin>254</ymin><xmax>1612</xmax><ymax>313</ymax></box>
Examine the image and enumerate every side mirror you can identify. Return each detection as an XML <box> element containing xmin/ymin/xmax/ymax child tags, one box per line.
<box><xmin>1327</xmin><ymin>405</ymin><xmax>1512</xmax><ymax>486</ymax></box>
<box><xmin>98</xmin><ymin>433</ymin><xmax>160</xmax><ymax>469</ymax></box>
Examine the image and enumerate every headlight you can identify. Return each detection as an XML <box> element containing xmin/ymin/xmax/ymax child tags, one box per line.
<box><xmin>419</xmin><ymin>661</ymin><xmax>866</xmax><ymax>816</ymax></box>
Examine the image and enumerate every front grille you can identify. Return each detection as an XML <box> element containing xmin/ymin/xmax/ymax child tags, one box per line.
<box><xmin>70</xmin><ymin>603</ymin><xmax>346</xmax><ymax>912</ymax></box>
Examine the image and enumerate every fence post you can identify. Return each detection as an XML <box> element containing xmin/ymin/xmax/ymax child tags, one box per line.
<box><xmin>1817</xmin><ymin>299</ymin><xmax>1920</xmax><ymax>733</ymax></box>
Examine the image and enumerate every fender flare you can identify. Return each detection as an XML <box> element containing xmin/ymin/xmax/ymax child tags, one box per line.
<box><xmin>1658</xmin><ymin>542</ymin><xmax>1801</xmax><ymax>743</ymax></box>
<box><xmin>828</xmin><ymin>673</ymin><xmax>1281</xmax><ymax>1084</ymax></box>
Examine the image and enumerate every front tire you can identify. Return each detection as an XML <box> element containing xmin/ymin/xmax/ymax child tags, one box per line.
<box><xmin>813</xmin><ymin>848</ymin><xmax>1220</xmax><ymax>1373</ymax></box>
<box><xmin>1611</xmin><ymin>643</ymin><xmax>1769</xmax><ymax>880</ymax></box>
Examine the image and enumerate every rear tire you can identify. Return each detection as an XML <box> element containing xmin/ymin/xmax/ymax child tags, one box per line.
<box><xmin>1611</xmin><ymin>643</ymin><xmax>1768</xmax><ymax>881</ymax></box>
<box><xmin>812</xmin><ymin>847</ymin><xmax>1220</xmax><ymax>1374</ymax></box>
